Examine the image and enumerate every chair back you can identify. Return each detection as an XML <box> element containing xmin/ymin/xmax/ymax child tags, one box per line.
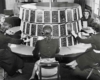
<box><xmin>39</xmin><ymin>61</ymin><xmax>60</xmax><ymax>80</ymax></box>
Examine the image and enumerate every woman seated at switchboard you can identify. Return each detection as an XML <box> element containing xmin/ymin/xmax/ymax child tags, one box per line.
<box><xmin>0</xmin><ymin>29</ymin><xmax>25</xmax><ymax>76</ymax></box>
<box><xmin>29</xmin><ymin>25</ymin><xmax>60</xmax><ymax>80</ymax></box>
<box><xmin>68</xmin><ymin>20</ymin><xmax>100</xmax><ymax>77</ymax></box>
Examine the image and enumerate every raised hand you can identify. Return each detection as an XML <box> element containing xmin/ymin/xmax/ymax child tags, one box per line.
<box><xmin>71</xmin><ymin>31</ymin><xmax>78</xmax><ymax>38</ymax></box>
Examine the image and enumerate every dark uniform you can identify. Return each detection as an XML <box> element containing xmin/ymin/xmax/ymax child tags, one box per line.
<box><xmin>76</xmin><ymin>33</ymin><xmax>100</xmax><ymax>70</ymax></box>
<box><xmin>33</xmin><ymin>38</ymin><xmax>60</xmax><ymax>60</ymax></box>
<box><xmin>0</xmin><ymin>33</ymin><xmax>24</xmax><ymax>76</ymax></box>
<box><xmin>81</xmin><ymin>17</ymin><xmax>94</xmax><ymax>27</ymax></box>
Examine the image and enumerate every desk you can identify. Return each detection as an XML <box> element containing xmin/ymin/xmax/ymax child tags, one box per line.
<box><xmin>9</xmin><ymin>44</ymin><xmax>34</xmax><ymax>62</ymax></box>
<box><xmin>9</xmin><ymin>43</ymin><xmax>91</xmax><ymax>62</ymax></box>
<box><xmin>9</xmin><ymin>44</ymin><xmax>34</xmax><ymax>56</ymax></box>
<box><xmin>9</xmin><ymin>43</ymin><xmax>91</xmax><ymax>56</ymax></box>
<box><xmin>58</xmin><ymin>43</ymin><xmax>91</xmax><ymax>55</ymax></box>
<box><xmin>56</xmin><ymin>43</ymin><xmax>91</xmax><ymax>63</ymax></box>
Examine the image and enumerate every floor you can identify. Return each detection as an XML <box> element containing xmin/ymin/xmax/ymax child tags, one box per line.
<box><xmin>0</xmin><ymin>55</ymin><xmax>99</xmax><ymax>80</ymax></box>
<box><xmin>0</xmin><ymin>63</ymin><xmax>100</xmax><ymax>80</ymax></box>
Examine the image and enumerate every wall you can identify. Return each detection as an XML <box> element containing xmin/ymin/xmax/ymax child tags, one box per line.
<box><xmin>5</xmin><ymin>0</ymin><xmax>74</xmax><ymax>10</ymax></box>
<box><xmin>5</xmin><ymin>0</ymin><xmax>16</xmax><ymax>10</ymax></box>
<box><xmin>5</xmin><ymin>0</ymin><xmax>94</xmax><ymax>10</ymax></box>
<box><xmin>57</xmin><ymin>0</ymin><xmax>74</xmax><ymax>3</ymax></box>
<box><xmin>0</xmin><ymin>0</ymin><xmax>6</xmax><ymax>13</ymax></box>
<box><xmin>42</xmin><ymin>0</ymin><xmax>74</xmax><ymax>3</ymax></box>
<box><xmin>85</xmin><ymin>0</ymin><xmax>95</xmax><ymax>18</ymax></box>
<box><xmin>85</xmin><ymin>0</ymin><xmax>94</xmax><ymax>11</ymax></box>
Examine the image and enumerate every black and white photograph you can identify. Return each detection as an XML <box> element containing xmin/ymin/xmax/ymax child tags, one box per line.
<box><xmin>0</xmin><ymin>0</ymin><xmax>100</xmax><ymax>80</ymax></box>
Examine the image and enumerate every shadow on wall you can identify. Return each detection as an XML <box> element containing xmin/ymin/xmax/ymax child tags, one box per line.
<box><xmin>0</xmin><ymin>0</ymin><xmax>5</xmax><ymax>13</ymax></box>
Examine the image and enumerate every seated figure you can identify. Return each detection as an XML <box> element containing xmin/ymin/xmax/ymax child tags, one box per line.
<box><xmin>0</xmin><ymin>28</ymin><xmax>24</xmax><ymax>76</ymax></box>
<box><xmin>0</xmin><ymin>14</ymin><xmax>12</xmax><ymax>33</ymax></box>
<box><xmin>69</xmin><ymin>20</ymin><xmax>100</xmax><ymax>78</ymax></box>
<box><xmin>30</xmin><ymin>25</ymin><xmax>60</xmax><ymax>80</ymax></box>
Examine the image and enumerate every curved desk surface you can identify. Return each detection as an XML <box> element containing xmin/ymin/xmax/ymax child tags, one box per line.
<box><xmin>10</xmin><ymin>44</ymin><xmax>34</xmax><ymax>56</ymax></box>
<box><xmin>9</xmin><ymin>43</ymin><xmax>91</xmax><ymax>56</ymax></box>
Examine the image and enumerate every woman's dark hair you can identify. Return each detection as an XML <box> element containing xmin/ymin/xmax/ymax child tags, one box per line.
<box><xmin>43</xmin><ymin>25</ymin><xmax>52</xmax><ymax>33</ymax></box>
<box><xmin>42</xmin><ymin>25</ymin><xmax>52</xmax><ymax>37</ymax></box>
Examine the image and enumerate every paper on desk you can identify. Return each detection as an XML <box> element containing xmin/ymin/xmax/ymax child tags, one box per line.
<box><xmin>9</xmin><ymin>44</ymin><xmax>17</xmax><ymax>48</ymax></box>
<box><xmin>83</xmin><ymin>21</ymin><xmax>87</xmax><ymax>28</ymax></box>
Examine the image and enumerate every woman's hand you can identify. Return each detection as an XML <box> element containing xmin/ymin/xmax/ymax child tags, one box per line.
<box><xmin>81</xmin><ymin>27</ymin><xmax>95</xmax><ymax>34</ymax></box>
<box><xmin>5</xmin><ymin>29</ymin><xmax>14</xmax><ymax>35</ymax></box>
<box><xmin>24</xmin><ymin>39</ymin><xmax>30</xmax><ymax>42</ymax></box>
<box><xmin>21</xmin><ymin>33</ymin><xmax>28</xmax><ymax>39</ymax></box>
<box><xmin>71</xmin><ymin>31</ymin><xmax>78</xmax><ymax>38</ymax></box>
<box><xmin>23</xmin><ymin>36</ymin><xmax>31</xmax><ymax>42</ymax></box>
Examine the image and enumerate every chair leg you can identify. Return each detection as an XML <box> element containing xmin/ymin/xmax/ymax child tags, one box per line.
<box><xmin>86</xmin><ymin>68</ymin><xmax>94</xmax><ymax>79</ymax></box>
<box><xmin>58</xmin><ymin>65</ymin><xmax>60</xmax><ymax>80</ymax></box>
<box><xmin>3</xmin><ymin>69</ymin><xmax>7</xmax><ymax>80</ymax></box>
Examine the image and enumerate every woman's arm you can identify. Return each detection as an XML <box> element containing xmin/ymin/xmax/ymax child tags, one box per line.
<box><xmin>76</xmin><ymin>36</ymin><xmax>93</xmax><ymax>44</ymax></box>
<box><xmin>71</xmin><ymin>31</ymin><xmax>94</xmax><ymax>44</ymax></box>
<box><xmin>5</xmin><ymin>35</ymin><xmax>23</xmax><ymax>44</ymax></box>
<box><xmin>9</xmin><ymin>38</ymin><xmax>23</xmax><ymax>44</ymax></box>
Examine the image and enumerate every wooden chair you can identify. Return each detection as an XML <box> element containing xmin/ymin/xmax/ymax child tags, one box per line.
<box><xmin>38</xmin><ymin>61</ymin><xmax>60</xmax><ymax>80</ymax></box>
<box><xmin>87</xmin><ymin>63</ymin><xmax>100</xmax><ymax>79</ymax></box>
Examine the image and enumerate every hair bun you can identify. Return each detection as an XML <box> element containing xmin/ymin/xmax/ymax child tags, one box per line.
<box><xmin>43</xmin><ymin>25</ymin><xmax>52</xmax><ymax>34</ymax></box>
